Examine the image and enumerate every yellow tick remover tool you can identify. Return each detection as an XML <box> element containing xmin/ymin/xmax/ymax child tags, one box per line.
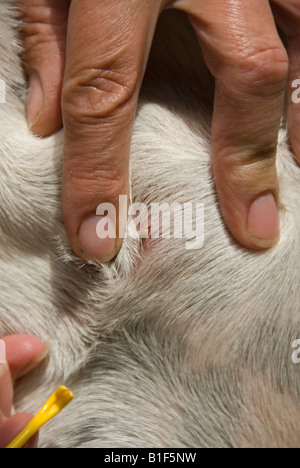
<box><xmin>6</xmin><ymin>386</ymin><xmax>74</xmax><ymax>448</ymax></box>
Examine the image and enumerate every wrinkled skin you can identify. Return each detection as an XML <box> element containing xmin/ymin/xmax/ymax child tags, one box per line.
<box><xmin>18</xmin><ymin>0</ymin><xmax>300</xmax><ymax>259</ymax></box>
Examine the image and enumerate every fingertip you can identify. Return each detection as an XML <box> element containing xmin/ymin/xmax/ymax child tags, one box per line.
<box><xmin>19</xmin><ymin>0</ymin><xmax>68</xmax><ymax>137</ymax></box>
<box><xmin>0</xmin><ymin>363</ymin><xmax>13</xmax><ymax>419</ymax></box>
<box><xmin>3</xmin><ymin>335</ymin><xmax>50</xmax><ymax>379</ymax></box>
<box><xmin>62</xmin><ymin>170</ymin><xmax>130</xmax><ymax>264</ymax></box>
<box><xmin>247</xmin><ymin>192</ymin><xmax>280</xmax><ymax>247</ymax></box>
<box><xmin>27</xmin><ymin>70</ymin><xmax>63</xmax><ymax>137</ymax></box>
<box><xmin>27</xmin><ymin>72</ymin><xmax>43</xmax><ymax>129</ymax></box>
<box><xmin>217</xmin><ymin>188</ymin><xmax>280</xmax><ymax>251</ymax></box>
<box><xmin>77</xmin><ymin>215</ymin><xmax>119</xmax><ymax>263</ymax></box>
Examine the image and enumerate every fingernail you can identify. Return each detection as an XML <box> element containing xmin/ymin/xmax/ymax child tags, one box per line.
<box><xmin>27</xmin><ymin>72</ymin><xmax>43</xmax><ymax>128</ymax></box>
<box><xmin>15</xmin><ymin>342</ymin><xmax>51</xmax><ymax>379</ymax></box>
<box><xmin>78</xmin><ymin>215</ymin><xmax>117</xmax><ymax>262</ymax></box>
<box><xmin>247</xmin><ymin>192</ymin><xmax>280</xmax><ymax>246</ymax></box>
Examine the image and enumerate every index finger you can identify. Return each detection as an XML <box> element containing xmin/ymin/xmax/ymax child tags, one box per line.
<box><xmin>62</xmin><ymin>0</ymin><xmax>162</xmax><ymax>262</ymax></box>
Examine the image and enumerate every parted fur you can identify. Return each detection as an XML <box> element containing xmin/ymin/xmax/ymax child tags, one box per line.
<box><xmin>1</xmin><ymin>1</ymin><xmax>300</xmax><ymax>448</ymax></box>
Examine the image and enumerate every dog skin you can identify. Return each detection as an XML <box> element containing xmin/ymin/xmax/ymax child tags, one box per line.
<box><xmin>1</xmin><ymin>1</ymin><xmax>300</xmax><ymax>448</ymax></box>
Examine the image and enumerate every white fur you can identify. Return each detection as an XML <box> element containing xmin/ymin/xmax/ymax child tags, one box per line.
<box><xmin>1</xmin><ymin>2</ymin><xmax>300</xmax><ymax>448</ymax></box>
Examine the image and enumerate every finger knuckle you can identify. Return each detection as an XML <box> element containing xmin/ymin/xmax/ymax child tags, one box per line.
<box><xmin>62</xmin><ymin>67</ymin><xmax>137</xmax><ymax>126</ymax></box>
<box><xmin>238</xmin><ymin>46</ymin><xmax>289</xmax><ymax>91</ymax></box>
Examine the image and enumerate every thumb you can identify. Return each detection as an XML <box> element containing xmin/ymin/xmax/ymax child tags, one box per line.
<box><xmin>19</xmin><ymin>0</ymin><xmax>70</xmax><ymax>136</ymax></box>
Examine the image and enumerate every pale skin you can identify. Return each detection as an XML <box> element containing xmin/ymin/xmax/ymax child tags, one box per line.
<box><xmin>19</xmin><ymin>0</ymin><xmax>300</xmax><ymax>260</ymax></box>
<box><xmin>0</xmin><ymin>335</ymin><xmax>49</xmax><ymax>448</ymax></box>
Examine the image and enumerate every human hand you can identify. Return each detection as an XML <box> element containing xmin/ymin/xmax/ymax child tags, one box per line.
<box><xmin>19</xmin><ymin>0</ymin><xmax>299</xmax><ymax>258</ymax></box>
<box><xmin>0</xmin><ymin>335</ymin><xmax>49</xmax><ymax>449</ymax></box>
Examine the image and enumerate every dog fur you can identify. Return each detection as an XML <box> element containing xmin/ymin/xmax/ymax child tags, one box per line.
<box><xmin>1</xmin><ymin>1</ymin><xmax>300</xmax><ymax>448</ymax></box>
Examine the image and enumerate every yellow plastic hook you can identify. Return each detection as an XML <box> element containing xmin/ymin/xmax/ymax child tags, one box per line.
<box><xmin>6</xmin><ymin>386</ymin><xmax>74</xmax><ymax>448</ymax></box>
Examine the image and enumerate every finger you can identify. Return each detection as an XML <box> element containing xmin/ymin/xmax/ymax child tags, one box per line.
<box><xmin>174</xmin><ymin>0</ymin><xmax>288</xmax><ymax>249</ymax></box>
<box><xmin>18</xmin><ymin>0</ymin><xmax>70</xmax><ymax>136</ymax></box>
<box><xmin>3</xmin><ymin>335</ymin><xmax>50</xmax><ymax>379</ymax></box>
<box><xmin>0</xmin><ymin>363</ymin><xmax>13</xmax><ymax>418</ymax></box>
<box><xmin>0</xmin><ymin>336</ymin><xmax>49</xmax><ymax>418</ymax></box>
<box><xmin>62</xmin><ymin>0</ymin><xmax>162</xmax><ymax>262</ymax></box>
<box><xmin>271</xmin><ymin>0</ymin><xmax>300</xmax><ymax>162</ymax></box>
<box><xmin>0</xmin><ymin>413</ymin><xmax>38</xmax><ymax>449</ymax></box>
<box><xmin>288</xmin><ymin>38</ymin><xmax>300</xmax><ymax>159</ymax></box>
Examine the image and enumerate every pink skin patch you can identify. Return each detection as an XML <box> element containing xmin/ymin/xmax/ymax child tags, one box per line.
<box><xmin>0</xmin><ymin>340</ymin><xmax>6</xmax><ymax>365</ymax></box>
